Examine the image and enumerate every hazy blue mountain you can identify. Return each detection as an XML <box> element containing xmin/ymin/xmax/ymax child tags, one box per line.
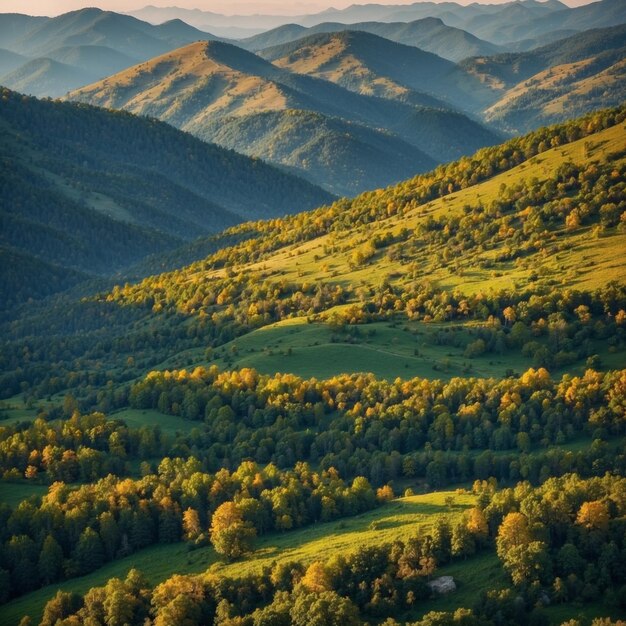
<box><xmin>127</xmin><ymin>1</ymin><xmax>569</xmax><ymax>39</ymax></box>
<box><xmin>460</xmin><ymin>0</ymin><xmax>626</xmax><ymax>44</ymax></box>
<box><xmin>0</xmin><ymin>45</ymin><xmax>139</xmax><ymax>98</ymax></box>
<box><xmin>246</xmin><ymin>17</ymin><xmax>500</xmax><ymax>62</ymax></box>
<box><xmin>0</xmin><ymin>48</ymin><xmax>28</xmax><ymax>76</ymax></box>
<box><xmin>0</xmin><ymin>13</ymin><xmax>46</xmax><ymax>50</ymax></box>
<box><xmin>0</xmin><ymin>57</ymin><xmax>93</xmax><ymax>97</ymax></box>
<box><xmin>0</xmin><ymin>8</ymin><xmax>223</xmax><ymax>98</ymax></box>
<box><xmin>45</xmin><ymin>45</ymin><xmax>137</xmax><ymax>77</ymax></box>
<box><xmin>505</xmin><ymin>29</ymin><xmax>580</xmax><ymax>53</ymax></box>
<box><xmin>4</xmin><ymin>8</ymin><xmax>217</xmax><ymax>59</ymax></box>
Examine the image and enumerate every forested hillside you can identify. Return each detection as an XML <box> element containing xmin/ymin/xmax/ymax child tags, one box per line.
<box><xmin>0</xmin><ymin>88</ymin><xmax>332</xmax><ymax>307</ymax></box>
<box><xmin>0</xmin><ymin>106</ymin><xmax>625</xmax><ymax>626</ymax></box>
<box><xmin>2</xmin><ymin>105</ymin><xmax>624</xmax><ymax>411</ymax></box>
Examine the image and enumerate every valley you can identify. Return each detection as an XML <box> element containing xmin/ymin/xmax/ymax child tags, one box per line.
<box><xmin>0</xmin><ymin>2</ymin><xmax>625</xmax><ymax>625</ymax></box>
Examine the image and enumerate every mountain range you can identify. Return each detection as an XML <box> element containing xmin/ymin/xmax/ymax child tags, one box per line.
<box><xmin>1</xmin><ymin>4</ymin><xmax>623</xmax><ymax>196</ymax></box>
<box><xmin>242</xmin><ymin>17</ymin><xmax>501</xmax><ymax>62</ymax></box>
<box><xmin>66</xmin><ymin>38</ymin><xmax>499</xmax><ymax>195</ymax></box>
<box><xmin>0</xmin><ymin>8</ymin><xmax>218</xmax><ymax>96</ymax></box>
<box><xmin>128</xmin><ymin>0</ymin><xmax>624</xmax><ymax>46</ymax></box>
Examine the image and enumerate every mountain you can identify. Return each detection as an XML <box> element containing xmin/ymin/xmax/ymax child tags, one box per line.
<box><xmin>259</xmin><ymin>30</ymin><xmax>469</xmax><ymax>109</ymax></box>
<box><xmin>505</xmin><ymin>29</ymin><xmax>580</xmax><ymax>53</ymax></box>
<box><xmin>1</xmin><ymin>8</ymin><xmax>217</xmax><ymax>60</ymax></box>
<box><xmin>246</xmin><ymin>18</ymin><xmax>501</xmax><ymax>62</ymax></box>
<box><xmin>0</xmin><ymin>8</ymin><xmax>221</xmax><ymax>98</ymax></box>
<box><xmin>462</xmin><ymin>24</ymin><xmax>626</xmax><ymax>90</ymax></box>
<box><xmin>0</xmin><ymin>13</ymin><xmax>46</xmax><ymax>50</ymax></box>
<box><xmin>461</xmin><ymin>24</ymin><xmax>626</xmax><ymax>130</ymax></box>
<box><xmin>127</xmin><ymin>1</ymin><xmax>575</xmax><ymax>44</ymax></box>
<box><xmin>0</xmin><ymin>57</ymin><xmax>93</xmax><ymax>98</ymax></box>
<box><xmin>199</xmin><ymin>109</ymin><xmax>436</xmax><ymax>196</ymax></box>
<box><xmin>460</xmin><ymin>0</ymin><xmax>626</xmax><ymax>44</ymax></box>
<box><xmin>240</xmin><ymin>24</ymin><xmax>308</xmax><ymax>51</ymax></box>
<box><xmin>0</xmin><ymin>45</ymin><xmax>139</xmax><ymax>98</ymax></box>
<box><xmin>0</xmin><ymin>87</ymin><xmax>332</xmax><ymax>305</ymax></box>
<box><xmin>0</xmin><ymin>48</ymin><xmax>27</xmax><ymax>76</ymax></box>
<box><xmin>127</xmin><ymin>5</ymin><xmax>292</xmax><ymax>35</ymax></box>
<box><xmin>44</xmin><ymin>45</ymin><xmax>136</xmax><ymax>78</ymax></box>
<box><xmin>67</xmin><ymin>40</ymin><xmax>499</xmax><ymax>194</ymax></box>
<box><xmin>484</xmin><ymin>47</ymin><xmax>626</xmax><ymax>132</ymax></box>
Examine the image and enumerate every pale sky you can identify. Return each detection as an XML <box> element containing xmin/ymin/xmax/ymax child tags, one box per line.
<box><xmin>0</xmin><ymin>0</ymin><xmax>591</xmax><ymax>17</ymax></box>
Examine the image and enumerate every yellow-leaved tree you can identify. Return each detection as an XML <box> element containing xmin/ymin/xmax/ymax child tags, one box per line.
<box><xmin>209</xmin><ymin>501</ymin><xmax>256</xmax><ymax>560</ymax></box>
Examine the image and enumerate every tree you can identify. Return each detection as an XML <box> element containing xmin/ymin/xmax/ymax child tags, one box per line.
<box><xmin>576</xmin><ymin>500</ymin><xmax>610</xmax><ymax>532</ymax></box>
<box><xmin>210</xmin><ymin>501</ymin><xmax>256</xmax><ymax>560</ymax></box>
<box><xmin>99</xmin><ymin>512</ymin><xmax>120</xmax><ymax>561</ymax></box>
<box><xmin>182</xmin><ymin>507</ymin><xmax>202</xmax><ymax>542</ymax></box>
<box><xmin>451</xmin><ymin>523</ymin><xmax>475</xmax><ymax>559</ymax></box>
<box><xmin>465</xmin><ymin>508</ymin><xmax>488</xmax><ymax>543</ymax></box>
<box><xmin>0</xmin><ymin>568</ymin><xmax>10</xmax><ymax>603</ymax></box>
<box><xmin>501</xmin><ymin>541</ymin><xmax>551</xmax><ymax>587</ymax></box>
<box><xmin>154</xmin><ymin>593</ymin><xmax>202</xmax><ymax>626</ymax></box>
<box><xmin>103</xmin><ymin>581</ymin><xmax>137</xmax><ymax>626</ymax></box>
<box><xmin>75</xmin><ymin>527</ymin><xmax>105</xmax><ymax>575</ymax></box>
<box><xmin>557</xmin><ymin>543</ymin><xmax>585</xmax><ymax>577</ymax></box>
<box><xmin>38</xmin><ymin>535</ymin><xmax>64</xmax><ymax>585</ymax></box>
<box><xmin>301</xmin><ymin>561</ymin><xmax>332</xmax><ymax>592</ymax></box>
<box><xmin>496</xmin><ymin>512</ymin><xmax>531</xmax><ymax>560</ymax></box>
<box><xmin>376</xmin><ymin>484</ymin><xmax>394</xmax><ymax>502</ymax></box>
<box><xmin>503</xmin><ymin>307</ymin><xmax>516</xmax><ymax>327</ymax></box>
<box><xmin>40</xmin><ymin>591</ymin><xmax>83</xmax><ymax>626</ymax></box>
<box><xmin>290</xmin><ymin>590</ymin><xmax>360</xmax><ymax>626</ymax></box>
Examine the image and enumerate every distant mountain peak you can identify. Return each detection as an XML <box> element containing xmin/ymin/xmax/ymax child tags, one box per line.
<box><xmin>413</xmin><ymin>17</ymin><xmax>446</xmax><ymax>25</ymax></box>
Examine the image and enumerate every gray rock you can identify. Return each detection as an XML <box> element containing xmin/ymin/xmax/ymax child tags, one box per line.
<box><xmin>428</xmin><ymin>575</ymin><xmax>456</xmax><ymax>594</ymax></box>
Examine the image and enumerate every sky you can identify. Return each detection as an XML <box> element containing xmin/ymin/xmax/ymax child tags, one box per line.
<box><xmin>0</xmin><ymin>0</ymin><xmax>592</xmax><ymax>16</ymax></box>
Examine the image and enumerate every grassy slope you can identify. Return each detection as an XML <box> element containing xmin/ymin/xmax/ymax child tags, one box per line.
<box><xmin>0</xmin><ymin>490</ymin><xmax>475</xmax><ymax>626</ymax></box>
<box><xmin>158</xmin><ymin>316</ymin><xmax>625</xmax><ymax>382</ymax></box>
<box><xmin>111</xmin><ymin>408</ymin><xmax>197</xmax><ymax>435</ymax></box>
<box><xmin>0</xmin><ymin>481</ymin><xmax>48</xmax><ymax>508</ymax></box>
<box><xmin>237</xmin><ymin>123</ymin><xmax>626</xmax><ymax>294</ymax></box>
<box><xmin>147</xmin><ymin>122</ymin><xmax>626</xmax><ymax>382</ymax></box>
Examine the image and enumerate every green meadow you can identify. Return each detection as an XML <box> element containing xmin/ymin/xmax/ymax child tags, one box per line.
<box><xmin>155</xmin><ymin>316</ymin><xmax>626</xmax><ymax>383</ymax></box>
<box><xmin>0</xmin><ymin>481</ymin><xmax>48</xmax><ymax>508</ymax></box>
